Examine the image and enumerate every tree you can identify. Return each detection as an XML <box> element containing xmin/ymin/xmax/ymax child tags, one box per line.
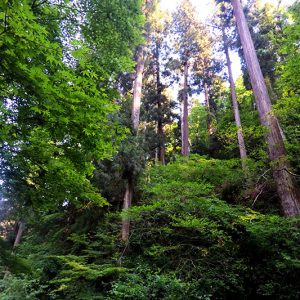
<box><xmin>238</xmin><ymin>0</ymin><xmax>287</xmax><ymax>100</ymax></box>
<box><xmin>139</xmin><ymin>3</ymin><xmax>175</xmax><ymax>165</ymax></box>
<box><xmin>214</xmin><ymin>76</ymin><xmax>263</xmax><ymax>161</ymax></box>
<box><xmin>191</xmin><ymin>22</ymin><xmax>217</xmax><ymax>139</ymax></box>
<box><xmin>222</xmin><ymin>27</ymin><xmax>248</xmax><ymax>173</ymax></box>
<box><xmin>0</xmin><ymin>0</ymin><xmax>143</xmax><ymax>243</ymax></box>
<box><xmin>151</xmin><ymin>7</ymin><xmax>171</xmax><ymax>165</ymax></box>
<box><xmin>121</xmin><ymin>0</ymin><xmax>156</xmax><ymax>241</ymax></box>
<box><xmin>212</xmin><ymin>2</ymin><xmax>248</xmax><ymax>172</ymax></box>
<box><xmin>172</xmin><ymin>0</ymin><xmax>209</xmax><ymax>156</ymax></box>
<box><xmin>141</xmin><ymin>28</ymin><xmax>177</xmax><ymax>165</ymax></box>
<box><xmin>230</xmin><ymin>0</ymin><xmax>300</xmax><ymax>216</ymax></box>
<box><xmin>130</xmin><ymin>0</ymin><xmax>156</xmax><ymax>132</ymax></box>
<box><xmin>132</xmin><ymin>45</ymin><xmax>147</xmax><ymax>131</ymax></box>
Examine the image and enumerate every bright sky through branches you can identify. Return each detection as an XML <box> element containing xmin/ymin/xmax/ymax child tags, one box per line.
<box><xmin>161</xmin><ymin>0</ymin><xmax>297</xmax><ymax>20</ymax></box>
<box><xmin>160</xmin><ymin>0</ymin><xmax>297</xmax><ymax>82</ymax></box>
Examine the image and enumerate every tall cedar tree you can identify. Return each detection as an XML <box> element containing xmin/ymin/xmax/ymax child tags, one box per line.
<box><xmin>172</xmin><ymin>0</ymin><xmax>208</xmax><ymax>156</ymax></box>
<box><xmin>122</xmin><ymin>0</ymin><xmax>156</xmax><ymax>241</ymax></box>
<box><xmin>142</xmin><ymin>5</ymin><xmax>174</xmax><ymax>164</ymax></box>
<box><xmin>216</xmin><ymin>3</ymin><xmax>248</xmax><ymax>173</ymax></box>
<box><xmin>230</xmin><ymin>0</ymin><xmax>300</xmax><ymax>215</ymax></box>
<box><xmin>222</xmin><ymin>28</ymin><xmax>248</xmax><ymax>172</ymax></box>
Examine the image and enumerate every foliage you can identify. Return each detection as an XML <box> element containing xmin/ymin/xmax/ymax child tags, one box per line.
<box><xmin>2</xmin><ymin>153</ymin><xmax>300</xmax><ymax>299</ymax></box>
<box><xmin>1</xmin><ymin>1</ymin><xmax>300</xmax><ymax>300</ymax></box>
<box><xmin>275</xmin><ymin>1</ymin><xmax>300</xmax><ymax>170</ymax></box>
<box><xmin>0</xmin><ymin>0</ymin><xmax>124</xmax><ymax>214</ymax></box>
<box><xmin>109</xmin><ymin>266</ymin><xmax>211</xmax><ymax>300</ymax></box>
<box><xmin>122</xmin><ymin>156</ymin><xmax>300</xmax><ymax>299</ymax></box>
<box><xmin>81</xmin><ymin>0</ymin><xmax>144</xmax><ymax>78</ymax></box>
<box><xmin>189</xmin><ymin>101</ymin><xmax>210</xmax><ymax>154</ymax></box>
<box><xmin>0</xmin><ymin>238</ymin><xmax>30</xmax><ymax>275</ymax></box>
<box><xmin>215</xmin><ymin>77</ymin><xmax>265</xmax><ymax>160</ymax></box>
<box><xmin>0</xmin><ymin>0</ymin><xmax>144</xmax><ymax>223</ymax></box>
<box><xmin>0</xmin><ymin>273</ymin><xmax>46</xmax><ymax>300</ymax></box>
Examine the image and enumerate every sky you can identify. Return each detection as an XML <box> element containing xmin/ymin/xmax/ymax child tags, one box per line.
<box><xmin>160</xmin><ymin>0</ymin><xmax>297</xmax><ymax>21</ymax></box>
<box><xmin>160</xmin><ymin>0</ymin><xmax>297</xmax><ymax>81</ymax></box>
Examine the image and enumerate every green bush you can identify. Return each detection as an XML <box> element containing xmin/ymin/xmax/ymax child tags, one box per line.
<box><xmin>119</xmin><ymin>156</ymin><xmax>300</xmax><ymax>299</ymax></box>
<box><xmin>0</xmin><ymin>274</ymin><xmax>46</xmax><ymax>300</ymax></box>
<box><xmin>6</xmin><ymin>155</ymin><xmax>300</xmax><ymax>299</ymax></box>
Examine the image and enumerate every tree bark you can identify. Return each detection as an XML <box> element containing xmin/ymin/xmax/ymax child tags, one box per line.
<box><xmin>204</xmin><ymin>82</ymin><xmax>210</xmax><ymax>111</ymax></box>
<box><xmin>121</xmin><ymin>178</ymin><xmax>133</xmax><ymax>241</ymax></box>
<box><xmin>131</xmin><ymin>44</ymin><xmax>146</xmax><ymax>131</ymax></box>
<box><xmin>204</xmin><ymin>82</ymin><xmax>214</xmax><ymax>136</ymax></box>
<box><xmin>122</xmin><ymin>44</ymin><xmax>145</xmax><ymax>242</ymax></box>
<box><xmin>121</xmin><ymin>0</ymin><xmax>153</xmax><ymax>242</ymax></box>
<box><xmin>222</xmin><ymin>28</ymin><xmax>248</xmax><ymax>173</ymax></box>
<box><xmin>157</xmin><ymin>102</ymin><xmax>165</xmax><ymax>164</ymax></box>
<box><xmin>13</xmin><ymin>221</ymin><xmax>25</xmax><ymax>249</ymax></box>
<box><xmin>156</xmin><ymin>43</ymin><xmax>165</xmax><ymax>165</ymax></box>
<box><xmin>231</xmin><ymin>0</ymin><xmax>300</xmax><ymax>216</ymax></box>
<box><xmin>181</xmin><ymin>61</ymin><xmax>189</xmax><ymax>156</ymax></box>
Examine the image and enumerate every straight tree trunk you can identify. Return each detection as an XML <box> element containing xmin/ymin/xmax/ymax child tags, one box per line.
<box><xmin>122</xmin><ymin>41</ymin><xmax>146</xmax><ymax>241</ymax></box>
<box><xmin>131</xmin><ymin>44</ymin><xmax>146</xmax><ymax>131</ymax></box>
<box><xmin>155</xmin><ymin>140</ymin><xmax>159</xmax><ymax>164</ymax></box>
<box><xmin>121</xmin><ymin>178</ymin><xmax>133</xmax><ymax>241</ymax></box>
<box><xmin>121</xmin><ymin>0</ymin><xmax>153</xmax><ymax>242</ymax></box>
<box><xmin>157</xmin><ymin>101</ymin><xmax>165</xmax><ymax>164</ymax></box>
<box><xmin>13</xmin><ymin>221</ymin><xmax>25</xmax><ymax>249</ymax></box>
<box><xmin>131</xmin><ymin>0</ymin><xmax>153</xmax><ymax>131</ymax></box>
<box><xmin>181</xmin><ymin>61</ymin><xmax>189</xmax><ymax>156</ymax></box>
<box><xmin>231</xmin><ymin>0</ymin><xmax>300</xmax><ymax>216</ymax></box>
<box><xmin>204</xmin><ymin>82</ymin><xmax>210</xmax><ymax>111</ymax></box>
<box><xmin>204</xmin><ymin>82</ymin><xmax>215</xmax><ymax>135</ymax></box>
<box><xmin>122</xmin><ymin>45</ymin><xmax>145</xmax><ymax>242</ymax></box>
<box><xmin>222</xmin><ymin>28</ymin><xmax>248</xmax><ymax>173</ymax></box>
<box><xmin>156</xmin><ymin>43</ymin><xmax>165</xmax><ymax>165</ymax></box>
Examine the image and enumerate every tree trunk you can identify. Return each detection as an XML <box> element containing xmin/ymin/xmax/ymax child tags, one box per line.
<box><xmin>121</xmin><ymin>178</ymin><xmax>133</xmax><ymax>241</ymax></box>
<box><xmin>122</xmin><ymin>44</ymin><xmax>146</xmax><ymax>241</ymax></box>
<box><xmin>131</xmin><ymin>44</ymin><xmax>146</xmax><ymax>131</ymax></box>
<box><xmin>121</xmin><ymin>1</ymin><xmax>153</xmax><ymax>242</ymax></box>
<box><xmin>156</xmin><ymin>43</ymin><xmax>165</xmax><ymax>165</ymax></box>
<box><xmin>13</xmin><ymin>221</ymin><xmax>25</xmax><ymax>249</ymax></box>
<box><xmin>204</xmin><ymin>82</ymin><xmax>214</xmax><ymax>136</ymax></box>
<box><xmin>181</xmin><ymin>61</ymin><xmax>189</xmax><ymax>156</ymax></box>
<box><xmin>231</xmin><ymin>0</ymin><xmax>300</xmax><ymax>216</ymax></box>
<box><xmin>222</xmin><ymin>28</ymin><xmax>248</xmax><ymax>173</ymax></box>
<box><xmin>157</xmin><ymin>102</ymin><xmax>165</xmax><ymax>164</ymax></box>
<box><xmin>204</xmin><ymin>82</ymin><xmax>210</xmax><ymax>111</ymax></box>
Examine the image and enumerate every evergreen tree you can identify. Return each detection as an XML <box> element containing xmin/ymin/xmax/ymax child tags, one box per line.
<box><xmin>172</xmin><ymin>0</ymin><xmax>209</xmax><ymax>156</ymax></box>
<box><xmin>230</xmin><ymin>0</ymin><xmax>300</xmax><ymax>216</ymax></box>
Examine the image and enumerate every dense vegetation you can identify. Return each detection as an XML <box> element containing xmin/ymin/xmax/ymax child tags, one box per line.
<box><xmin>0</xmin><ymin>0</ymin><xmax>300</xmax><ymax>299</ymax></box>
